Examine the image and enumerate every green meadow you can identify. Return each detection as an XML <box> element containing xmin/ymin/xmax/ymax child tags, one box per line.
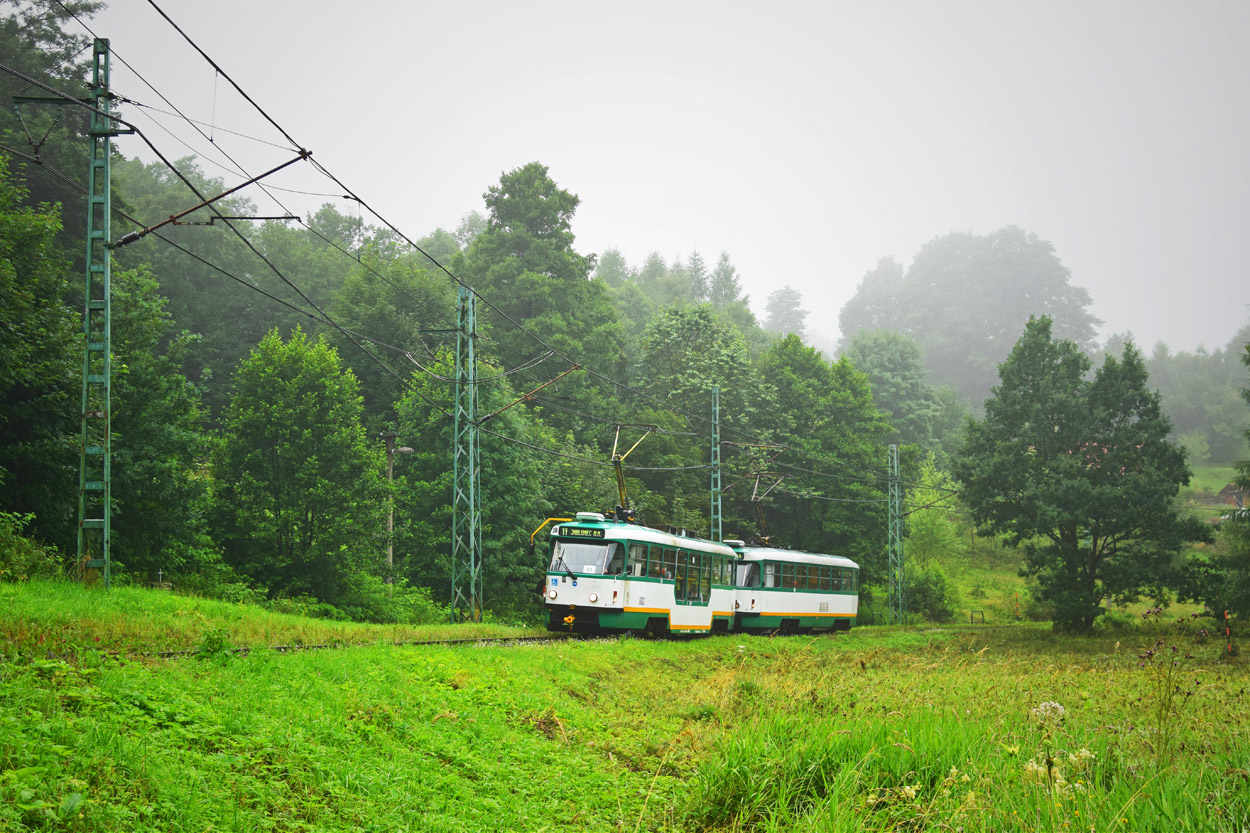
<box><xmin>1</xmin><ymin>581</ymin><xmax>1247</xmax><ymax>832</ymax></box>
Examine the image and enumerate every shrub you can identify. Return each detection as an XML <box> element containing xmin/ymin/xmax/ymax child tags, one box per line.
<box><xmin>0</xmin><ymin>512</ymin><xmax>62</xmax><ymax>582</ymax></box>
<box><xmin>1093</xmin><ymin>607</ymin><xmax>1137</xmax><ymax>633</ymax></box>
<box><xmin>907</xmin><ymin>562</ymin><xmax>958</xmax><ymax>623</ymax></box>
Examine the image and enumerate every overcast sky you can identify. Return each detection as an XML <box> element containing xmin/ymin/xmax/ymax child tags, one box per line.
<box><xmin>86</xmin><ymin>0</ymin><xmax>1249</xmax><ymax>354</ymax></box>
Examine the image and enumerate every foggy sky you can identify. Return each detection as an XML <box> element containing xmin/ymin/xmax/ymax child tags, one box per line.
<box><xmin>87</xmin><ymin>0</ymin><xmax>1250</xmax><ymax>353</ymax></box>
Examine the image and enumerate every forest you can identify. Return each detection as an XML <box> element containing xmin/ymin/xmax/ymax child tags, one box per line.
<box><xmin>2</xmin><ymin>1</ymin><xmax>1249</xmax><ymax>632</ymax></box>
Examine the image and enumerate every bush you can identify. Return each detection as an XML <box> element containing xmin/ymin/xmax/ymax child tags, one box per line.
<box><xmin>0</xmin><ymin>512</ymin><xmax>62</xmax><ymax>582</ymax></box>
<box><xmin>1093</xmin><ymin>607</ymin><xmax>1138</xmax><ymax>633</ymax></box>
<box><xmin>907</xmin><ymin>562</ymin><xmax>958</xmax><ymax>623</ymax></box>
<box><xmin>1020</xmin><ymin>584</ymin><xmax>1053</xmax><ymax>622</ymax></box>
<box><xmin>173</xmin><ymin>557</ymin><xmax>268</xmax><ymax>606</ymax></box>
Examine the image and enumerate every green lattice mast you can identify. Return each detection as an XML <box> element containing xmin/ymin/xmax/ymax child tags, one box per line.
<box><xmin>450</xmin><ymin>285</ymin><xmax>483</xmax><ymax>621</ymax></box>
<box><xmin>77</xmin><ymin>39</ymin><xmax>118</xmax><ymax>586</ymax></box>
<box><xmin>709</xmin><ymin>385</ymin><xmax>722</xmax><ymax>541</ymax></box>
<box><xmin>888</xmin><ymin>443</ymin><xmax>905</xmax><ymax>623</ymax></box>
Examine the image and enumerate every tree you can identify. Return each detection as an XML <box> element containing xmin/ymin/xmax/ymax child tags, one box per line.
<box><xmin>764</xmin><ymin>285</ymin><xmax>807</xmax><ymax>339</ymax></box>
<box><xmin>687</xmin><ymin>250</ymin><xmax>709</xmax><ymax>302</ymax></box>
<box><xmin>839</xmin><ymin>228</ymin><xmax>1102</xmax><ymax>406</ymax></box>
<box><xmin>843</xmin><ymin>330</ymin><xmax>941</xmax><ymax>447</ymax></box>
<box><xmin>393</xmin><ymin>351</ymin><xmax>556</xmax><ymax>618</ymax></box>
<box><xmin>636</xmin><ymin>252</ymin><xmax>667</xmax><ymax>292</ymax></box>
<box><xmin>0</xmin><ymin>1</ymin><xmax>101</xmax><ymax>253</ymax></box>
<box><xmin>109</xmin><ymin>267</ymin><xmax>213</xmax><ymax>579</ymax></box>
<box><xmin>593</xmin><ymin>248</ymin><xmax>632</xmax><ymax>288</ymax></box>
<box><xmin>954</xmin><ymin>316</ymin><xmax>1207</xmax><ymax>632</ymax></box>
<box><xmin>212</xmin><ymin>329</ymin><xmax>386</xmax><ymax>609</ymax></box>
<box><xmin>837</xmin><ymin>256</ymin><xmax>904</xmax><ymax>349</ymax></box>
<box><xmin>709</xmin><ymin>252</ymin><xmax>744</xmax><ymax>308</ymax></box>
<box><xmin>754</xmin><ymin>335</ymin><xmax>890</xmax><ymax>573</ymax></box>
<box><xmin>112</xmin><ymin>155</ymin><xmax>271</xmax><ymax>415</ymax></box>
<box><xmin>1144</xmin><ymin>321</ymin><xmax>1250</xmax><ymax>463</ymax></box>
<box><xmin>326</xmin><ymin>251</ymin><xmax>455</xmax><ymax>430</ymax></box>
<box><xmin>453</xmin><ymin>210</ymin><xmax>486</xmax><ymax>249</ymax></box>
<box><xmin>0</xmin><ymin>154</ymin><xmax>79</xmax><ymax>554</ymax></box>
<box><xmin>1179</xmin><ymin>342</ymin><xmax>1250</xmax><ymax>620</ymax></box>
<box><xmin>458</xmin><ymin>162</ymin><xmax>625</xmax><ymax>433</ymax></box>
<box><xmin>903</xmin><ymin>453</ymin><xmax>964</xmax><ymax>565</ymax></box>
<box><xmin>635</xmin><ymin>305</ymin><xmax>774</xmax><ymax>528</ymax></box>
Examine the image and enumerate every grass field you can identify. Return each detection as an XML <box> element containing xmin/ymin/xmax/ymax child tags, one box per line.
<box><xmin>1</xmin><ymin>581</ymin><xmax>1246</xmax><ymax>832</ymax></box>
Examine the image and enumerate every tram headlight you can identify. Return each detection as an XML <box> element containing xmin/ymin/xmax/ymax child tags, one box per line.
<box><xmin>546</xmin><ymin>589</ymin><xmax>558</xmax><ymax>600</ymax></box>
<box><xmin>588</xmin><ymin>592</ymin><xmax>599</xmax><ymax>603</ymax></box>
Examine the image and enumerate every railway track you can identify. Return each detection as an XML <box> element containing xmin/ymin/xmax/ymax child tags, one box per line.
<box><xmin>140</xmin><ymin>631</ymin><xmax>613</xmax><ymax>661</ymax></box>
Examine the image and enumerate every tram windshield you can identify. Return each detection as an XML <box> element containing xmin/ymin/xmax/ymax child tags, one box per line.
<box><xmin>549</xmin><ymin>541</ymin><xmax>622</xmax><ymax>575</ymax></box>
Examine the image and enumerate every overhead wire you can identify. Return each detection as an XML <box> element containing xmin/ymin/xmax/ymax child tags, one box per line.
<box><xmin>128</xmin><ymin>0</ymin><xmax>904</xmax><ymax>490</ymax></box>
<box><xmin>0</xmin><ymin>140</ymin><xmax>705</xmax><ymax>476</ymax></box>
<box><xmin>17</xmin><ymin>6</ymin><xmax>932</xmax><ymax>499</ymax></box>
<box><xmin>50</xmin><ymin>5</ymin><xmax>561</xmax><ymax>390</ymax></box>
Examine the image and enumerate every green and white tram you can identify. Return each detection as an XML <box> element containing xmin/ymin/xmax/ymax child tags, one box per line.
<box><xmin>539</xmin><ymin>512</ymin><xmax>859</xmax><ymax>635</ymax></box>
<box><xmin>731</xmin><ymin>545</ymin><xmax>859</xmax><ymax>632</ymax></box>
<box><xmin>542</xmin><ymin>512</ymin><xmax>739</xmax><ymax>634</ymax></box>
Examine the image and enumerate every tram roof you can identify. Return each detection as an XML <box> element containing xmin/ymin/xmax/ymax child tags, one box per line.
<box><xmin>735</xmin><ymin>547</ymin><xmax>859</xmax><ymax>570</ymax></box>
<box><xmin>551</xmin><ymin>519</ymin><xmax>736</xmax><ymax>556</ymax></box>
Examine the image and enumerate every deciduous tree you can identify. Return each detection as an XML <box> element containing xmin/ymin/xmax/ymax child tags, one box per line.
<box><xmin>839</xmin><ymin>228</ymin><xmax>1101</xmax><ymax>407</ymax></box>
<box><xmin>954</xmin><ymin>316</ymin><xmax>1207</xmax><ymax>632</ymax></box>
<box><xmin>212</xmin><ymin>329</ymin><xmax>386</xmax><ymax>608</ymax></box>
<box><xmin>764</xmin><ymin>285</ymin><xmax>807</xmax><ymax>339</ymax></box>
<box><xmin>0</xmin><ymin>154</ymin><xmax>78</xmax><ymax>552</ymax></box>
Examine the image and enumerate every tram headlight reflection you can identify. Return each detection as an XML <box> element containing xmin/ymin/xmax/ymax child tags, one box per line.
<box><xmin>588</xmin><ymin>592</ymin><xmax>599</xmax><ymax>603</ymax></box>
<box><xmin>546</xmin><ymin>589</ymin><xmax>558</xmax><ymax>600</ymax></box>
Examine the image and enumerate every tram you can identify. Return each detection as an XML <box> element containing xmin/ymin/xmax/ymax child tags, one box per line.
<box><xmin>538</xmin><ymin>512</ymin><xmax>858</xmax><ymax>635</ymax></box>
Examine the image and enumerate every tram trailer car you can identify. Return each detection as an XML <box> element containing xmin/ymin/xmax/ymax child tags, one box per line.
<box><xmin>542</xmin><ymin>512</ymin><xmax>859</xmax><ymax>635</ymax></box>
<box><xmin>731</xmin><ymin>546</ymin><xmax>859</xmax><ymax>633</ymax></box>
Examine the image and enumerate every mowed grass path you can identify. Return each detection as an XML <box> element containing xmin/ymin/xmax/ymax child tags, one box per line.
<box><xmin>1</xmin><ymin>582</ymin><xmax>1247</xmax><ymax>831</ymax></box>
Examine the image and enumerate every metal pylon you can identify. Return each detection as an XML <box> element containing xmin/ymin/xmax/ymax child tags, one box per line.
<box><xmin>450</xmin><ymin>285</ymin><xmax>482</xmax><ymax>621</ymax></box>
<box><xmin>887</xmin><ymin>443</ymin><xmax>904</xmax><ymax>624</ymax></box>
<box><xmin>77</xmin><ymin>39</ymin><xmax>117</xmax><ymax>587</ymax></box>
<box><xmin>709</xmin><ymin>385</ymin><xmax>722</xmax><ymax>541</ymax></box>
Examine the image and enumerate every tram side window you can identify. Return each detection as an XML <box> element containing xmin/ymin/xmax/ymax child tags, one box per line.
<box><xmin>818</xmin><ymin>566</ymin><xmax>831</xmax><ymax>591</ymax></box>
<box><xmin>849</xmin><ymin>569</ymin><xmax>858</xmax><ymax>592</ymax></box>
<box><xmin>763</xmin><ymin>563</ymin><xmax>778</xmax><ymax>587</ymax></box>
<box><xmin>675</xmin><ymin>551</ymin><xmax>689</xmax><ymax>600</ymax></box>
<box><xmin>699</xmin><ymin>556</ymin><xmax>712</xmax><ymax>600</ymax></box>
<box><xmin>807</xmin><ymin>566</ymin><xmax>820</xmax><ymax>591</ymax></box>
<box><xmin>629</xmin><ymin>544</ymin><xmax>647</xmax><ymax>576</ymax></box>
<box><xmin>606</xmin><ymin>543</ymin><xmax>625</xmax><ymax>575</ymax></box>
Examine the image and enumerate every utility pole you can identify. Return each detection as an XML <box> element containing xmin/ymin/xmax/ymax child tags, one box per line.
<box><xmin>888</xmin><ymin>443</ymin><xmax>905</xmax><ymax>624</ymax></box>
<box><xmin>450</xmin><ymin>285</ymin><xmax>483</xmax><ymax>622</ymax></box>
<box><xmin>709</xmin><ymin>385</ymin><xmax>722</xmax><ymax>541</ymax></box>
<box><xmin>77</xmin><ymin>39</ymin><xmax>121</xmax><ymax>587</ymax></box>
<box><xmin>381</xmin><ymin>431</ymin><xmax>413</xmax><ymax>587</ymax></box>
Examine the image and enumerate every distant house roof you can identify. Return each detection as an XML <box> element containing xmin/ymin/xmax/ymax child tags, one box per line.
<box><xmin>1218</xmin><ymin>483</ymin><xmax>1245</xmax><ymax>508</ymax></box>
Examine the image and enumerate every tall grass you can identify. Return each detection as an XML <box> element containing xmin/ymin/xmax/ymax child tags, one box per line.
<box><xmin>1</xmin><ymin>584</ymin><xmax>1246</xmax><ymax>831</ymax></box>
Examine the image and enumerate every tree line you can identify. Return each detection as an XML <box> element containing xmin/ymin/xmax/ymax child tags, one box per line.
<box><xmin>1</xmin><ymin>0</ymin><xmax>1246</xmax><ymax>630</ymax></box>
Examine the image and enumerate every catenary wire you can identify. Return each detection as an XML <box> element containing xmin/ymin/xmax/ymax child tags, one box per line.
<box><xmin>129</xmin><ymin>0</ymin><xmax>909</xmax><ymax>491</ymax></box>
<box><xmin>6</xmin><ymin>15</ymin><xmax>926</xmax><ymax>497</ymax></box>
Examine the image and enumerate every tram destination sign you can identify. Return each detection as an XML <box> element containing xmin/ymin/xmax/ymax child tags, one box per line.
<box><xmin>554</xmin><ymin>526</ymin><xmax>605</xmax><ymax>539</ymax></box>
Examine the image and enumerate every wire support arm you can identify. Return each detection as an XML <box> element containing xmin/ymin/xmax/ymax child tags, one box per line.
<box><xmin>110</xmin><ymin>149</ymin><xmax>311</xmax><ymax>248</ymax></box>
